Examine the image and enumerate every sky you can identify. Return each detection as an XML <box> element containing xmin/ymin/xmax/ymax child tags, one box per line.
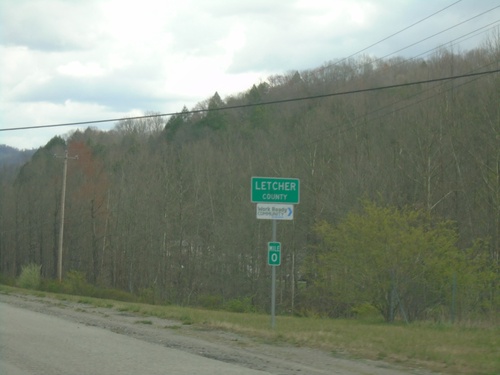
<box><xmin>1</xmin><ymin>0</ymin><xmax>499</xmax><ymax>149</ymax></box>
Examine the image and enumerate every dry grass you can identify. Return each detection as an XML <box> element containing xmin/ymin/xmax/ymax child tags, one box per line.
<box><xmin>1</xmin><ymin>285</ymin><xmax>498</xmax><ymax>374</ymax></box>
<box><xmin>124</xmin><ymin>303</ymin><xmax>499</xmax><ymax>374</ymax></box>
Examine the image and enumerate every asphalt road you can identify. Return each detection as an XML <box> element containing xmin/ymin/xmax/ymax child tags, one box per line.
<box><xmin>0</xmin><ymin>302</ymin><xmax>271</xmax><ymax>375</ymax></box>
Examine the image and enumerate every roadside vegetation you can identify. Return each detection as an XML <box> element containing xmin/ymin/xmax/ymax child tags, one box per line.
<box><xmin>1</xmin><ymin>35</ymin><xmax>499</xmax><ymax>375</ymax></box>
<box><xmin>1</xmin><ymin>283</ymin><xmax>498</xmax><ymax>375</ymax></box>
<box><xmin>2</xmin><ymin>42</ymin><xmax>499</xmax><ymax>322</ymax></box>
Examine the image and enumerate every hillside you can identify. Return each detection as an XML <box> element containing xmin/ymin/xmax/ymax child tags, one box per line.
<box><xmin>1</xmin><ymin>40</ymin><xmax>499</xmax><ymax>322</ymax></box>
<box><xmin>0</xmin><ymin>144</ymin><xmax>35</xmax><ymax>166</ymax></box>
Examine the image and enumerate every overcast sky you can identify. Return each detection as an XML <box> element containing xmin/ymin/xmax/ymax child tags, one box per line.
<box><xmin>1</xmin><ymin>0</ymin><xmax>499</xmax><ymax>149</ymax></box>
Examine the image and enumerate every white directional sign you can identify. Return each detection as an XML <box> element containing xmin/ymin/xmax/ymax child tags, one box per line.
<box><xmin>256</xmin><ymin>204</ymin><xmax>294</xmax><ymax>220</ymax></box>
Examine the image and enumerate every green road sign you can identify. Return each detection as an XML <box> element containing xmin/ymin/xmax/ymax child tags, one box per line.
<box><xmin>251</xmin><ymin>177</ymin><xmax>300</xmax><ymax>204</ymax></box>
<box><xmin>268</xmin><ymin>242</ymin><xmax>281</xmax><ymax>266</ymax></box>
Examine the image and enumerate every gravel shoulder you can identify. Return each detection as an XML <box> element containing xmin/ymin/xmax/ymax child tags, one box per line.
<box><xmin>0</xmin><ymin>292</ymin><xmax>434</xmax><ymax>375</ymax></box>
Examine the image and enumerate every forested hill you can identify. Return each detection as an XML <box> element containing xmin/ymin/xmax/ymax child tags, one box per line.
<box><xmin>0</xmin><ymin>145</ymin><xmax>35</xmax><ymax>167</ymax></box>
<box><xmin>0</xmin><ymin>145</ymin><xmax>36</xmax><ymax>182</ymax></box>
<box><xmin>1</xmin><ymin>40</ymin><xmax>499</xmax><ymax>321</ymax></box>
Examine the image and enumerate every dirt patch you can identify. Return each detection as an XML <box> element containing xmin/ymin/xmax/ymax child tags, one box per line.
<box><xmin>0</xmin><ymin>292</ymin><xmax>434</xmax><ymax>375</ymax></box>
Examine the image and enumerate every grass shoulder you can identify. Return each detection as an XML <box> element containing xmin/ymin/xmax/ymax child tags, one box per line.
<box><xmin>0</xmin><ymin>283</ymin><xmax>497</xmax><ymax>375</ymax></box>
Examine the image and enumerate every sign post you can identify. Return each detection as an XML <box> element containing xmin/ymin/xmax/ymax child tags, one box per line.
<box><xmin>270</xmin><ymin>221</ymin><xmax>277</xmax><ymax>328</ymax></box>
<box><xmin>251</xmin><ymin>176</ymin><xmax>300</xmax><ymax>329</ymax></box>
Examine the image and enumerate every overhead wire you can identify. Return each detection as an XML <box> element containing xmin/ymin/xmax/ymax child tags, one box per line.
<box><xmin>325</xmin><ymin>0</ymin><xmax>463</xmax><ymax>67</ymax></box>
<box><xmin>304</xmin><ymin>18</ymin><xmax>500</xmax><ymax>148</ymax></box>
<box><xmin>391</xmin><ymin>20</ymin><xmax>500</xmax><ymax>68</ymax></box>
<box><xmin>2</xmin><ymin>1</ymin><xmax>500</xmax><ymax>235</ymax></box>
<box><xmin>279</xmin><ymin>2</ymin><xmax>500</xmax><ymax>153</ymax></box>
<box><xmin>286</xmin><ymin>4</ymin><xmax>500</xmax><ymax>154</ymax></box>
<box><xmin>370</xmin><ymin>4</ymin><xmax>500</xmax><ymax>65</ymax></box>
<box><xmin>337</xmin><ymin>62</ymin><xmax>499</xmax><ymax>139</ymax></box>
<box><xmin>1</xmin><ymin>0</ymin><xmax>498</xmax><ymax>169</ymax></box>
<box><xmin>1</xmin><ymin>69</ymin><xmax>499</xmax><ymax>133</ymax></box>
<box><xmin>0</xmin><ymin>0</ymin><xmax>485</xmax><ymax>135</ymax></box>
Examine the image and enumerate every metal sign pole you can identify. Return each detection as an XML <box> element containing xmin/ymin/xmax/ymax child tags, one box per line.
<box><xmin>271</xmin><ymin>219</ymin><xmax>277</xmax><ymax>329</ymax></box>
<box><xmin>251</xmin><ymin>176</ymin><xmax>300</xmax><ymax>329</ymax></box>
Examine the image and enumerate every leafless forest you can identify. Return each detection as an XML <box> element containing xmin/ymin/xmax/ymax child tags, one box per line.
<box><xmin>1</xmin><ymin>35</ymin><xmax>499</xmax><ymax>321</ymax></box>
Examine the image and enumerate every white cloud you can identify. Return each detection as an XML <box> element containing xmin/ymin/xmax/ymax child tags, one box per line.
<box><xmin>0</xmin><ymin>99</ymin><xmax>118</xmax><ymax>149</ymax></box>
<box><xmin>0</xmin><ymin>0</ymin><xmax>103</xmax><ymax>51</ymax></box>
<box><xmin>57</xmin><ymin>61</ymin><xmax>106</xmax><ymax>77</ymax></box>
<box><xmin>1</xmin><ymin>0</ymin><xmax>499</xmax><ymax>149</ymax></box>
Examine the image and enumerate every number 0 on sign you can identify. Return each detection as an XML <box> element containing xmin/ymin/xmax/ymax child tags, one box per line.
<box><xmin>268</xmin><ymin>242</ymin><xmax>281</xmax><ymax>266</ymax></box>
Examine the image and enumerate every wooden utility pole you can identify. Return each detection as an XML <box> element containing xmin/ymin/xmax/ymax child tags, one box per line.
<box><xmin>56</xmin><ymin>150</ymin><xmax>77</xmax><ymax>281</ymax></box>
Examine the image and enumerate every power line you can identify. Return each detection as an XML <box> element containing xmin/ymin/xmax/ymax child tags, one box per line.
<box><xmin>2</xmin><ymin>3</ymin><xmax>498</xmax><ymax>237</ymax></box>
<box><xmin>396</xmin><ymin>20</ymin><xmax>500</xmax><ymax>67</ymax></box>
<box><xmin>297</xmin><ymin>58</ymin><xmax>500</xmax><ymax>157</ymax></box>
<box><xmin>0</xmin><ymin>3</ymin><xmax>495</xmax><ymax>227</ymax></box>
<box><xmin>353</xmin><ymin>21</ymin><xmax>500</xmax><ymax>94</ymax></box>
<box><xmin>2</xmin><ymin>69</ymin><xmax>499</xmax><ymax>133</ymax></box>
<box><xmin>0</xmin><ymin>1</ymin><xmax>479</xmax><ymax>135</ymax></box>
<box><xmin>1</xmin><ymin>1</ymin><xmax>493</xmax><ymax>136</ymax></box>
<box><xmin>332</xmin><ymin>0</ymin><xmax>463</xmax><ymax>66</ymax></box>
<box><xmin>371</xmin><ymin>4</ymin><xmax>500</xmax><ymax>64</ymax></box>
<box><xmin>2</xmin><ymin>60</ymin><xmax>497</xmax><ymax>236</ymax></box>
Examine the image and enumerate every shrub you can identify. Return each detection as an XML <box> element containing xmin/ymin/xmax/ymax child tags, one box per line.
<box><xmin>351</xmin><ymin>303</ymin><xmax>382</xmax><ymax>320</ymax></box>
<box><xmin>138</xmin><ymin>287</ymin><xmax>157</xmax><ymax>304</ymax></box>
<box><xmin>39</xmin><ymin>278</ymin><xmax>66</xmax><ymax>294</ymax></box>
<box><xmin>198</xmin><ymin>294</ymin><xmax>224</xmax><ymax>310</ymax></box>
<box><xmin>0</xmin><ymin>272</ymin><xmax>16</xmax><ymax>286</ymax></box>
<box><xmin>225</xmin><ymin>297</ymin><xmax>254</xmax><ymax>313</ymax></box>
<box><xmin>64</xmin><ymin>270</ymin><xmax>93</xmax><ymax>295</ymax></box>
<box><xmin>17</xmin><ymin>264</ymin><xmax>42</xmax><ymax>290</ymax></box>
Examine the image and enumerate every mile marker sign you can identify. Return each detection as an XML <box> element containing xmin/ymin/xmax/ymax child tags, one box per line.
<box><xmin>251</xmin><ymin>177</ymin><xmax>300</xmax><ymax>204</ymax></box>
<box><xmin>268</xmin><ymin>242</ymin><xmax>281</xmax><ymax>266</ymax></box>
